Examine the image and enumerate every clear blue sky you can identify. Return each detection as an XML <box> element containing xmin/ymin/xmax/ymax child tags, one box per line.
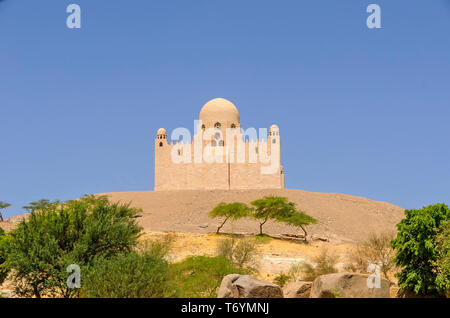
<box><xmin>1</xmin><ymin>0</ymin><xmax>449</xmax><ymax>218</ymax></box>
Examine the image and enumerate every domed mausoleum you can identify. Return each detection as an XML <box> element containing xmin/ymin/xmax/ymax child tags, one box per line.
<box><xmin>155</xmin><ymin>98</ymin><xmax>284</xmax><ymax>190</ymax></box>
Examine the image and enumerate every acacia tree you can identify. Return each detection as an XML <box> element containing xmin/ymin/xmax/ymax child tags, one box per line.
<box><xmin>391</xmin><ymin>203</ymin><xmax>450</xmax><ymax>296</ymax></box>
<box><xmin>250</xmin><ymin>196</ymin><xmax>312</xmax><ymax>236</ymax></box>
<box><xmin>0</xmin><ymin>201</ymin><xmax>11</xmax><ymax>222</ymax></box>
<box><xmin>276</xmin><ymin>203</ymin><xmax>317</xmax><ymax>241</ymax></box>
<box><xmin>208</xmin><ymin>202</ymin><xmax>250</xmax><ymax>234</ymax></box>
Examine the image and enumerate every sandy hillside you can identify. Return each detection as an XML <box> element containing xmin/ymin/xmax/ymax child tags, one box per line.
<box><xmin>97</xmin><ymin>189</ymin><xmax>405</xmax><ymax>244</ymax></box>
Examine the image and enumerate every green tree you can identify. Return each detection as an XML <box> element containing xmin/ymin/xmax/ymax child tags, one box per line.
<box><xmin>22</xmin><ymin>199</ymin><xmax>53</xmax><ymax>213</ymax></box>
<box><xmin>435</xmin><ymin>219</ymin><xmax>450</xmax><ymax>295</ymax></box>
<box><xmin>391</xmin><ymin>203</ymin><xmax>450</xmax><ymax>296</ymax></box>
<box><xmin>6</xmin><ymin>195</ymin><xmax>142</xmax><ymax>298</ymax></box>
<box><xmin>250</xmin><ymin>196</ymin><xmax>314</xmax><ymax>236</ymax></box>
<box><xmin>208</xmin><ymin>202</ymin><xmax>250</xmax><ymax>234</ymax></box>
<box><xmin>276</xmin><ymin>205</ymin><xmax>317</xmax><ymax>241</ymax></box>
<box><xmin>0</xmin><ymin>227</ymin><xmax>9</xmax><ymax>284</ymax></box>
<box><xmin>0</xmin><ymin>201</ymin><xmax>11</xmax><ymax>222</ymax></box>
<box><xmin>82</xmin><ymin>251</ymin><xmax>170</xmax><ymax>298</ymax></box>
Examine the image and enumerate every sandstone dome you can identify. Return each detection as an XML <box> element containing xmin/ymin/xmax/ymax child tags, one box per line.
<box><xmin>199</xmin><ymin>98</ymin><xmax>240</xmax><ymax>124</ymax></box>
<box><xmin>157</xmin><ymin>128</ymin><xmax>167</xmax><ymax>135</ymax></box>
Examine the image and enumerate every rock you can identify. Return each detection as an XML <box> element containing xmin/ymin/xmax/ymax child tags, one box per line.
<box><xmin>198</xmin><ymin>224</ymin><xmax>208</xmax><ymax>229</ymax></box>
<box><xmin>0</xmin><ymin>289</ymin><xmax>16</xmax><ymax>298</ymax></box>
<box><xmin>310</xmin><ymin>272</ymin><xmax>390</xmax><ymax>298</ymax></box>
<box><xmin>283</xmin><ymin>281</ymin><xmax>312</xmax><ymax>298</ymax></box>
<box><xmin>218</xmin><ymin>274</ymin><xmax>284</xmax><ymax>298</ymax></box>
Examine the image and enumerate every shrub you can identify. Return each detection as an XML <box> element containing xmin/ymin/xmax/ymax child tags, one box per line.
<box><xmin>169</xmin><ymin>256</ymin><xmax>246</xmax><ymax>298</ymax></box>
<box><xmin>6</xmin><ymin>195</ymin><xmax>142</xmax><ymax>298</ymax></box>
<box><xmin>273</xmin><ymin>273</ymin><xmax>291</xmax><ymax>288</ymax></box>
<box><xmin>346</xmin><ymin>232</ymin><xmax>396</xmax><ymax>280</ymax></box>
<box><xmin>391</xmin><ymin>203</ymin><xmax>450</xmax><ymax>296</ymax></box>
<box><xmin>298</xmin><ymin>248</ymin><xmax>339</xmax><ymax>281</ymax></box>
<box><xmin>216</xmin><ymin>236</ymin><xmax>259</xmax><ymax>272</ymax></box>
<box><xmin>82</xmin><ymin>251</ymin><xmax>171</xmax><ymax>298</ymax></box>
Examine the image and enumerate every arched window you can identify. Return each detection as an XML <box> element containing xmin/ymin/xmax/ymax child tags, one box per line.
<box><xmin>214</xmin><ymin>122</ymin><xmax>221</xmax><ymax>129</ymax></box>
<box><xmin>215</xmin><ymin>132</ymin><xmax>221</xmax><ymax>140</ymax></box>
<box><xmin>159</xmin><ymin>142</ymin><xmax>163</xmax><ymax>147</ymax></box>
<box><xmin>272</xmin><ymin>139</ymin><xmax>276</xmax><ymax>144</ymax></box>
<box><xmin>211</xmin><ymin>140</ymin><xmax>217</xmax><ymax>147</ymax></box>
<box><xmin>219</xmin><ymin>140</ymin><xmax>224</xmax><ymax>147</ymax></box>
<box><xmin>231</xmin><ymin>123</ymin><xmax>236</xmax><ymax>129</ymax></box>
<box><xmin>201</xmin><ymin>124</ymin><xmax>206</xmax><ymax>131</ymax></box>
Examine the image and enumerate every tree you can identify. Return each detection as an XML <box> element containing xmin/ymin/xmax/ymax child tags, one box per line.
<box><xmin>6</xmin><ymin>195</ymin><xmax>142</xmax><ymax>298</ymax></box>
<box><xmin>208</xmin><ymin>202</ymin><xmax>250</xmax><ymax>234</ymax></box>
<box><xmin>391</xmin><ymin>203</ymin><xmax>450</xmax><ymax>296</ymax></box>
<box><xmin>435</xmin><ymin>219</ymin><xmax>450</xmax><ymax>296</ymax></box>
<box><xmin>0</xmin><ymin>201</ymin><xmax>11</xmax><ymax>222</ymax></box>
<box><xmin>22</xmin><ymin>199</ymin><xmax>53</xmax><ymax>213</ymax></box>
<box><xmin>0</xmin><ymin>227</ymin><xmax>9</xmax><ymax>284</ymax></box>
<box><xmin>276</xmin><ymin>204</ymin><xmax>317</xmax><ymax>241</ymax></box>
<box><xmin>250</xmin><ymin>196</ymin><xmax>311</xmax><ymax>236</ymax></box>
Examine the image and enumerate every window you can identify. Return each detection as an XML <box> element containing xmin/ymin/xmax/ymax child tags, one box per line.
<box><xmin>231</xmin><ymin>123</ymin><xmax>236</xmax><ymax>129</ymax></box>
<box><xmin>214</xmin><ymin>122</ymin><xmax>221</xmax><ymax>129</ymax></box>
<box><xmin>219</xmin><ymin>140</ymin><xmax>224</xmax><ymax>147</ymax></box>
<box><xmin>201</xmin><ymin>124</ymin><xmax>205</xmax><ymax>131</ymax></box>
<box><xmin>159</xmin><ymin>142</ymin><xmax>163</xmax><ymax>147</ymax></box>
<box><xmin>215</xmin><ymin>132</ymin><xmax>221</xmax><ymax>140</ymax></box>
<box><xmin>272</xmin><ymin>139</ymin><xmax>276</xmax><ymax>144</ymax></box>
<box><xmin>211</xmin><ymin>140</ymin><xmax>217</xmax><ymax>147</ymax></box>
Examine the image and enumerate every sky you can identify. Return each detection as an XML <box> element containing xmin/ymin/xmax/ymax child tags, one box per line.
<box><xmin>0</xmin><ymin>0</ymin><xmax>449</xmax><ymax>218</ymax></box>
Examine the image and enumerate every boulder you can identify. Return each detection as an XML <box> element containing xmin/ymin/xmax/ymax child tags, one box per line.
<box><xmin>218</xmin><ymin>274</ymin><xmax>283</xmax><ymax>298</ymax></box>
<box><xmin>310</xmin><ymin>272</ymin><xmax>390</xmax><ymax>298</ymax></box>
<box><xmin>283</xmin><ymin>281</ymin><xmax>312</xmax><ymax>298</ymax></box>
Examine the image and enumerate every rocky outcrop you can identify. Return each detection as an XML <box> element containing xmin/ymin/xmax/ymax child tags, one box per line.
<box><xmin>218</xmin><ymin>274</ymin><xmax>283</xmax><ymax>298</ymax></box>
<box><xmin>283</xmin><ymin>281</ymin><xmax>312</xmax><ymax>298</ymax></box>
<box><xmin>310</xmin><ymin>272</ymin><xmax>390</xmax><ymax>298</ymax></box>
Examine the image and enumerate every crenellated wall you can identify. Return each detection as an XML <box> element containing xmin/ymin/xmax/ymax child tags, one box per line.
<box><xmin>154</xmin><ymin>129</ymin><xmax>284</xmax><ymax>191</ymax></box>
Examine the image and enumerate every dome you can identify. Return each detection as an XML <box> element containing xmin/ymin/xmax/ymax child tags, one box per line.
<box><xmin>270</xmin><ymin>124</ymin><xmax>279</xmax><ymax>131</ymax></box>
<box><xmin>157</xmin><ymin>128</ymin><xmax>167</xmax><ymax>135</ymax></box>
<box><xmin>199</xmin><ymin>98</ymin><xmax>239</xmax><ymax>124</ymax></box>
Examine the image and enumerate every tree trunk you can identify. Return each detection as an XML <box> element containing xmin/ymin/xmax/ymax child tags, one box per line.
<box><xmin>217</xmin><ymin>217</ymin><xmax>229</xmax><ymax>234</ymax></box>
<box><xmin>259</xmin><ymin>217</ymin><xmax>269</xmax><ymax>235</ymax></box>
<box><xmin>299</xmin><ymin>224</ymin><xmax>307</xmax><ymax>241</ymax></box>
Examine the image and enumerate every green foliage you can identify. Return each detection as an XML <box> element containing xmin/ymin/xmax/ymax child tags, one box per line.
<box><xmin>0</xmin><ymin>201</ymin><xmax>10</xmax><ymax>222</ymax></box>
<box><xmin>209</xmin><ymin>202</ymin><xmax>251</xmax><ymax>234</ymax></box>
<box><xmin>273</xmin><ymin>273</ymin><xmax>291</xmax><ymax>288</ymax></box>
<box><xmin>0</xmin><ymin>227</ymin><xmax>9</xmax><ymax>284</ymax></box>
<box><xmin>391</xmin><ymin>203</ymin><xmax>450</xmax><ymax>296</ymax></box>
<box><xmin>6</xmin><ymin>195</ymin><xmax>142</xmax><ymax>298</ymax></box>
<box><xmin>276</xmin><ymin>209</ymin><xmax>317</xmax><ymax>241</ymax></box>
<box><xmin>254</xmin><ymin>234</ymin><xmax>272</xmax><ymax>244</ymax></box>
<box><xmin>435</xmin><ymin>219</ymin><xmax>450</xmax><ymax>295</ymax></box>
<box><xmin>216</xmin><ymin>236</ymin><xmax>260</xmax><ymax>272</ymax></box>
<box><xmin>169</xmin><ymin>256</ymin><xmax>246</xmax><ymax>298</ymax></box>
<box><xmin>251</xmin><ymin>196</ymin><xmax>316</xmax><ymax>238</ymax></box>
<box><xmin>82</xmin><ymin>251</ymin><xmax>170</xmax><ymax>298</ymax></box>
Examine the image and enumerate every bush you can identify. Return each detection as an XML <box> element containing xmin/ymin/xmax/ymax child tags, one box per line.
<box><xmin>273</xmin><ymin>273</ymin><xmax>291</xmax><ymax>288</ymax></box>
<box><xmin>0</xmin><ymin>227</ymin><xmax>9</xmax><ymax>284</ymax></box>
<box><xmin>169</xmin><ymin>256</ymin><xmax>246</xmax><ymax>298</ymax></box>
<box><xmin>298</xmin><ymin>248</ymin><xmax>338</xmax><ymax>281</ymax></box>
<box><xmin>345</xmin><ymin>232</ymin><xmax>396</xmax><ymax>280</ymax></box>
<box><xmin>391</xmin><ymin>203</ymin><xmax>450</xmax><ymax>296</ymax></box>
<box><xmin>216</xmin><ymin>236</ymin><xmax>259</xmax><ymax>272</ymax></box>
<box><xmin>82</xmin><ymin>251</ymin><xmax>170</xmax><ymax>298</ymax></box>
<box><xmin>6</xmin><ymin>195</ymin><xmax>142</xmax><ymax>298</ymax></box>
